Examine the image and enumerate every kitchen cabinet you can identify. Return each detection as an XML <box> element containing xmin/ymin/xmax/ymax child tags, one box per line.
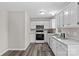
<box><xmin>56</xmin><ymin>14</ymin><xmax>60</xmax><ymax>28</ymax></box>
<box><xmin>56</xmin><ymin>11</ymin><xmax>64</xmax><ymax>28</ymax></box>
<box><xmin>30</xmin><ymin>33</ymin><xmax>35</xmax><ymax>42</ymax></box>
<box><xmin>63</xmin><ymin>8</ymin><xmax>69</xmax><ymax>27</ymax></box>
<box><xmin>30</xmin><ymin>31</ymin><xmax>35</xmax><ymax>42</ymax></box>
<box><xmin>55</xmin><ymin>2</ymin><xmax>79</xmax><ymax>28</ymax></box>
<box><xmin>46</xmin><ymin>34</ymin><xmax>50</xmax><ymax>45</ymax></box>
<box><xmin>50</xmin><ymin>37</ymin><xmax>67</xmax><ymax>56</ymax></box>
<box><xmin>59</xmin><ymin>11</ymin><xmax>64</xmax><ymax>27</ymax></box>
<box><xmin>51</xmin><ymin>19</ymin><xmax>56</xmax><ymax>28</ymax></box>
<box><xmin>50</xmin><ymin>37</ymin><xmax>53</xmax><ymax>49</ymax></box>
<box><xmin>51</xmin><ymin>36</ymin><xmax>79</xmax><ymax>56</ymax></box>
<box><xmin>69</xmin><ymin>3</ymin><xmax>77</xmax><ymax>27</ymax></box>
<box><xmin>56</xmin><ymin>40</ymin><xmax>68</xmax><ymax>56</ymax></box>
<box><xmin>55</xmin><ymin>15</ymin><xmax>58</xmax><ymax>28</ymax></box>
<box><xmin>52</xmin><ymin>37</ymin><xmax>57</xmax><ymax>55</ymax></box>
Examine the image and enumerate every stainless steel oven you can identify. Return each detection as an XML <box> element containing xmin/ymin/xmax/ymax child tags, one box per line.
<box><xmin>36</xmin><ymin>34</ymin><xmax>44</xmax><ymax>40</ymax></box>
<box><xmin>36</xmin><ymin>25</ymin><xmax>44</xmax><ymax>40</ymax></box>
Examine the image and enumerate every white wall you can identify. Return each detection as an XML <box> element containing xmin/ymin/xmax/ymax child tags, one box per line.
<box><xmin>25</xmin><ymin>11</ymin><xmax>31</xmax><ymax>48</ymax></box>
<box><xmin>8</xmin><ymin>11</ymin><xmax>25</xmax><ymax>49</ymax></box>
<box><xmin>0</xmin><ymin>10</ymin><xmax>31</xmax><ymax>55</ymax></box>
<box><xmin>0</xmin><ymin>10</ymin><xmax>8</xmax><ymax>55</ymax></box>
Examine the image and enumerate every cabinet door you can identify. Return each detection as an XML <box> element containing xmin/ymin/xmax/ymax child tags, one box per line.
<box><xmin>63</xmin><ymin>3</ymin><xmax>77</xmax><ymax>27</ymax></box>
<box><xmin>56</xmin><ymin>14</ymin><xmax>60</xmax><ymax>28</ymax></box>
<box><xmin>70</xmin><ymin>3</ymin><xmax>77</xmax><ymax>26</ymax></box>
<box><xmin>31</xmin><ymin>21</ymin><xmax>36</xmax><ymax>29</ymax></box>
<box><xmin>55</xmin><ymin>15</ymin><xmax>58</xmax><ymax>28</ymax></box>
<box><xmin>49</xmin><ymin>37</ymin><xmax>56</xmax><ymax>55</ymax></box>
<box><xmin>52</xmin><ymin>38</ymin><xmax>57</xmax><ymax>55</ymax></box>
<box><xmin>68</xmin><ymin>7</ymin><xmax>71</xmax><ymax>26</ymax></box>
<box><xmin>30</xmin><ymin>33</ymin><xmax>35</xmax><ymax>42</ymax></box>
<box><xmin>77</xmin><ymin>3</ymin><xmax>79</xmax><ymax>25</ymax></box>
<box><xmin>49</xmin><ymin>38</ymin><xmax>53</xmax><ymax>49</ymax></box>
<box><xmin>64</xmin><ymin>8</ymin><xmax>69</xmax><ymax>27</ymax></box>
<box><xmin>46</xmin><ymin>34</ymin><xmax>50</xmax><ymax>44</ymax></box>
<box><xmin>56</xmin><ymin>41</ymin><xmax>68</xmax><ymax>56</ymax></box>
<box><xmin>59</xmin><ymin>12</ymin><xmax>64</xmax><ymax>27</ymax></box>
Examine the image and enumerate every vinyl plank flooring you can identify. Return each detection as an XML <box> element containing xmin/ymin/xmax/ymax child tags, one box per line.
<box><xmin>2</xmin><ymin>43</ymin><xmax>55</xmax><ymax>56</ymax></box>
<box><xmin>24</xmin><ymin>43</ymin><xmax>33</xmax><ymax>56</ymax></box>
<box><xmin>2</xmin><ymin>50</ymin><xmax>13</xmax><ymax>56</ymax></box>
<box><xmin>27</xmin><ymin>43</ymin><xmax>35</xmax><ymax>56</ymax></box>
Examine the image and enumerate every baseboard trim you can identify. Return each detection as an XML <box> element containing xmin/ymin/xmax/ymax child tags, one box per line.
<box><xmin>8</xmin><ymin>48</ymin><xmax>26</xmax><ymax>50</ymax></box>
<box><xmin>25</xmin><ymin>41</ymin><xmax>30</xmax><ymax>50</ymax></box>
<box><xmin>0</xmin><ymin>42</ymin><xmax>31</xmax><ymax>56</ymax></box>
<box><xmin>0</xmin><ymin>49</ymin><xmax>8</xmax><ymax>56</ymax></box>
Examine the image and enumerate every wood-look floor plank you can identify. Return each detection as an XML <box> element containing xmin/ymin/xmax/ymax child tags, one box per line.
<box><xmin>9</xmin><ymin>50</ymin><xmax>18</xmax><ymax>56</ymax></box>
<box><xmin>13</xmin><ymin>50</ymin><xmax>25</xmax><ymax>56</ymax></box>
<box><xmin>2</xmin><ymin>50</ymin><xmax>13</xmax><ymax>56</ymax></box>
<box><xmin>2</xmin><ymin>43</ymin><xmax>55</xmax><ymax>56</ymax></box>
<box><xmin>32</xmin><ymin>44</ymin><xmax>38</xmax><ymax>56</ymax></box>
<box><xmin>27</xmin><ymin>43</ymin><xmax>35</xmax><ymax>56</ymax></box>
<box><xmin>24</xmin><ymin>43</ymin><xmax>33</xmax><ymax>56</ymax></box>
<box><xmin>37</xmin><ymin>44</ymin><xmax>42</xmax><ymax>56</ymax></box>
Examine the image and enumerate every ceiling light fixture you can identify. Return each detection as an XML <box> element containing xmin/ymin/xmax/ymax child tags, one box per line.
<box><xmin>64</xmin><ymin>12</ymin><xmax>68</xmax><ymax>15</ymax></box>
<box><xmin>40</xmin><ymin>11</ymin><xmax>45</xmax><ymax>15</ymax></box>
<box><xmin>40</xmin><ymin>9</ymin><xmax>46</xmax><ymax>15</ymax></box>
<box><xmin>49</xmin><ymin>12</ymin><xmax>55</xmax><ymax>15</ymax></box>
<box><xmin>49</xmin><ymin>11</ymin><xmax>57</xmax><ymax>16</ymax></box>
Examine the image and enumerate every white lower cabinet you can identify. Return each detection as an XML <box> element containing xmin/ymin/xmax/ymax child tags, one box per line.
<box><xmin>50</xmin><ymin>37</ymin><xmax>53</xmax><ymax>49</ymax></box>
<box><xmin>56</xmin><ymin>41</ymin><xmax>68</xmax><ymax>56</ymax></box>
<box><xmin>30</xmin><ymin>33</ymin><xmax>35</xmax><ymax>43</ymax></box>
<box><xmin>49</xmin><ymin>37</ymin><xmax>79</xmax><ymax>56</ymax></box>
<box><xmin>52</xmin><ymin>38</ymin><xmax>57</xmax><ymax>55</ymax></box>
<box><xmin>49</xmin><ymin>37</ymin><xmax>68</xmax><ymax>56</ymax></box>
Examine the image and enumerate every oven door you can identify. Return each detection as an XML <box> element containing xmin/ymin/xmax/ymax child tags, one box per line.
<box><xmin>36</xmin><ymin>34</ymin><xmax>44</xmax><ymax>40</ymax></box>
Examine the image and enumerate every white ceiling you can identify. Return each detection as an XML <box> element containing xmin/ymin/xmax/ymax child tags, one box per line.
<box><xmin>0</xmin><ymin>2</ymin><xmax>70</xmax><ymax>18</ymax></box>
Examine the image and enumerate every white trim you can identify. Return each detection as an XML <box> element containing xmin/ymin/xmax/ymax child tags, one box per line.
<box><xmin>0</xmin><ymin>44</ymin><xmax>30</xmax><ymax>56</ymax></box>
<box><xmin>0</xmin><ymin>48</ymin><xmax>27</xmax><ymax>56</ymax></box>
<box><xmin>0</xmin><ymin>49</ymin><xmax>8</xmax><ymax>56</ymax></box>
<box><xmin>25</xmin><ymin>41</ymin><xmax>30</xmax><ymax>50</ymax></box>
<box><xmin>8</xmin><ymin>48</ymin><xmax>26</xmax><ymax>50</ymax></box>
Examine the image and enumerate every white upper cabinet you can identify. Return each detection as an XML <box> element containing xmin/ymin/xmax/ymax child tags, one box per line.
<box><xmin>55</xmin><ymin>11</ymin><xmax>64</xmax><ymax>28</ymax></box>
<box><xmin>51</xmin><ymin>19</ymin><xmax>56</xmax><ymax>28</ymax></box>
<box><xmin>55</xmin><ymin>14</ymin><xmax>60</xmax><ymax>28</ymax></box>
<box><xmin>76</xmin><ymin>3</ymin><xmax>79</xmax><ymax>26</ymax></box>
<box><xmin>64</xmin><ymin>8</ymin><xmax>69</xmax><ymax>27</ymax></box>
<box><xmin>55</xmin><ymin>2</ymin><xmax>79</xmax><ymax>28</ymax></box>
<box><xmin>59</xmin><ymin>11</ymin><xmax>64</xmax><ymax>27</ymax></box>
<box><xmin>70</xmin><ymin>3</ymin><xmax>77</xmax><ymax>26</ymax></box>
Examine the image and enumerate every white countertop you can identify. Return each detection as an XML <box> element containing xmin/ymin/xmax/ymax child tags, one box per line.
<box><xmin>52</xmin><ymin>36</ymin><xmax>79</xmax><ymax>45</ymax></box>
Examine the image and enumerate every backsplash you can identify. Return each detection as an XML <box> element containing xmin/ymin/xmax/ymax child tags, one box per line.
<box><xmin>61</xmin><ymin>28</ymin><xmax>79</xmax><ymax>41</ymax></box>
<box><xmin>47</xmin><ymin>29</ymin><xmax>56</xmax><ymax>33</ymax></box>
